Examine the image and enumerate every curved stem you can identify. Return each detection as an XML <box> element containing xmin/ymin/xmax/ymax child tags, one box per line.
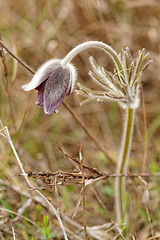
<box><xmin>62</xmin><ymin>41</ymin><xmax>123</xmax><ymax>74</ymax></box>
<box><xmin>115</xmin><ymin>107</ymin><xmax>135</xmax><ymax>224</ymax></box>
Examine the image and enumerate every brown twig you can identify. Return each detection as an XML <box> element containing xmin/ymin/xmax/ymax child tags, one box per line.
<box><xmin>90</xmin><ymin>186</ymin><xmax>108</xmax><ymax>213</ymax></box>
<box><xmin>145</xmin><ymin>207</ymin><xmax>155</xmax><ymax>240</ymax></box>
<box><xmin>21</xmin><ymin>143</ymin><xmax>160</xmax><ymax>187</ymax></box>
<box><xmin>9</xmin><ymin>42</ymin><xmax>18</xmax><ymax>96</ymax></box>
<box><xmin>0</xmin><ymin>39</ymin><xmax>16</xmax><ymax>129</ymax></box>
<box><xmin>62</xmin><ymin>102</ymin><xmax>116</xmax><ymax>166</ymax></box>
<box><xmin>54</xmin><ymin>145</ymin><xmax>100</xmax><ymax>176</ymax></box>
<box><xmin>0</xmin><ymin>39</ymin><xmax>116</xmax><ymax>166</ymax></box>
<box><xmin>0</xmin><ymin>40</ymin><xmax>35</xmax><ymax>75</ymax></box>
<box><xmin>22</xmin><ymin>170</ymin><xmax>160</xmax><ymax>190</ymax></box>
<box><xmin>0</xmin><ymin>231</ymin><xmax>5</xmax><ymax>240</ymax></box>
<box><xmin>79</xmin><ymin>146</ymin><xmax>87</xmax><ymax>239</ymax></box>
<box><xmin>0</xmin><ymin>207</ymin><xmax>38</xmax><ymax>227</ymax></box>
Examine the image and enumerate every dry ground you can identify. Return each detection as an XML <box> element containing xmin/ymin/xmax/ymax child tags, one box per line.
<box><xmin>0</xmin><ymin>0</ymin><xmax>160</xmax><ymax>239</ymax></box>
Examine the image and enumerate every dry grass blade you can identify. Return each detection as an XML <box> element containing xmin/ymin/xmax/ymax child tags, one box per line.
<box><xmin>0</xmin><ymin>207</ymin><xmax>38</xmax><ymax>227</ymax></box>
<box><xmin>79</xmin><ymin>146</ymin><xmax>87</xmax><ymax>239</ymax></box>
<box><xmin>145</xmin><ymin>235</ymin><xmax>160</xmax><ymax>240</ymax></box>
<box><xmin>145</xmin><ymin>207</ymin><xmax>155</xmax><ymax>240</ymax></box>
<box><xmin>0</xmin><ymin>121</ymin><xmax>69</xmax><ymax>240</ymax></box>
<box><xmin>12</xmin><ymin>227</ymin><xmax>16</xmax><ymax>240</ymax></box>
<box><xmin>0</xmin><ymin>231</ymin><xmax>5</xmax><ymax>240</ymax></box>
<box><xmin>13</xmin><ymin>198</ymin><xmax>32</xmax><ymax>222</ymax></box>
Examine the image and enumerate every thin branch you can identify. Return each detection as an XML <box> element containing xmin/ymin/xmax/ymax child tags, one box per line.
<box><xmin>54</xmin><ymin>145</ymin><xmax>100</xmax><ymax>176</ymax></box>
<box><xmin>0</xmin><ymin>40</ymin><xmax>16</xmax><ymax>129</ymax></box>
<box><xmin>145</xmin><ymin>207</ymin><xmax>155</xmax><ymax>240</ymax></box>
<box><xmin>79</xmin><ymin>146</ymin><xmax>87</xmax><ymax>239</ymax></box>
<box><xmin>0</xmin><ymin>40</ymin><xmax>35</xmax><ymax>74</ymax></box>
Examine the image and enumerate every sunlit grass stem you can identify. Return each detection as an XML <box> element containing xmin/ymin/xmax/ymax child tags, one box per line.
<box><xmin>115</xmin><ymin>107</ymin><xmax>135</xmax><ymax>223</ymax></box>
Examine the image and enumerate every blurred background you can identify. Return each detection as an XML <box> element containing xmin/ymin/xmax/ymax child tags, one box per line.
<box><xmin>0</xmin><ymin>0</ymin><xmax>160</xmax><ymax>239</ymax></box>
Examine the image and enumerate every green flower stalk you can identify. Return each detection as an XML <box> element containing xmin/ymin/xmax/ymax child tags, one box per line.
<box><xmin>23</xmin><ymin>41</ymin><xmax>151</xmax><ymax>224</ymax></box>
<box><xmin>115</xmin><ymin>106</ymin><xmax>135</xmax><ymax>223</ymax></box>
<box><xmin>75</xmin><ymin>45</ymin><xmax>151</xmax><ymax>224</ymax></box>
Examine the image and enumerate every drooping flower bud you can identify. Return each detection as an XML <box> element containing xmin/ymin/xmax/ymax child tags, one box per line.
<box><xmin>22</xmin><ymin>59</ymin><xmax>76</xmax><ymax>114</ymax></box>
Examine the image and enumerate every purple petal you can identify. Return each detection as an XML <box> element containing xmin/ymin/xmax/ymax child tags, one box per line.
<box><xmin>22</xmin><ymin>59</ymin><xmax>61</xmax><ymax>91</ymax></box>
<box><xmin>43</xmin><ymin>67</ymin><xmax>71</xmax><ymax>114</ymax></box>
<box><xmin>36</xmin><ymin>80</ymin><xmax>47</xmax><ymax>106</ymax></box>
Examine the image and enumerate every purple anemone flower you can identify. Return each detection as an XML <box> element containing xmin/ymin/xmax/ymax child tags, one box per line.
<box><xmin>22</xmin><ymin>59</ymin><xmax>76</xmax><ymax>114</ymax></box>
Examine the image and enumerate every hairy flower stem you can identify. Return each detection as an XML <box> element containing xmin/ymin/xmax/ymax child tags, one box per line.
<box><xmin>62</xmin><ymin>41</ymin><xmax>137</xmax><ymax>224</ymax></box>
<box><xmin>62</xmin><ymin>41</ymin><xmax>123</xmax><ymax>73</ymax></box>
<box><xmin>115</xmin><ymin>107</ymin><xmax>135</xmax><ymax>224</ymax></box>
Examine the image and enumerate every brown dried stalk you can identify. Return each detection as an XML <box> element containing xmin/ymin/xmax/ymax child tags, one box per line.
<box><xmin>79</xmin><ymin>146</ymin><xmax>87</xmax><ymax>239</ymax></box>
<box><xmin>19</xmin><ymin>145</ymin><xmax>160</xmax><ymax>189</ymax></box>
<box><xmin>0</xmin><ymin>39</ymin><xmax>16</xmax><ymax>129</ymax></box>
